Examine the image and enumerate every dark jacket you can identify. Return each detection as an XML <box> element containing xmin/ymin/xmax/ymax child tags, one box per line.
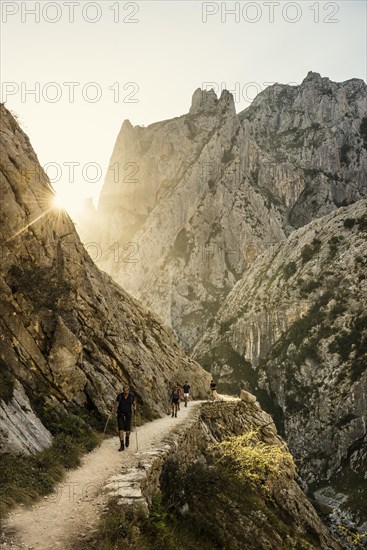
<box><xmin>116</xmin><ymin>393</ymin><xmax>135</xmax><ymax>415</ymax></box>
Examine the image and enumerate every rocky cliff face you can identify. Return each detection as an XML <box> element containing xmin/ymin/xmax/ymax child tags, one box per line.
<box><xmin>239</xmin><ymin>72</ymin><xmax>367</xmax><ymax>227</ymax></box>
<box><xmin>0</xmin><ymin>105</ymin><xmax>211</xmax><ymax>456</ymax></box>
<box><xmin>162</xmin><ymin>400</ymin><xmax>341</xmax><ymax>550</ymax></box>
<box><xmin>193</xmin><ymin>201</ymin><xmax>367</xmax><ymax>529</ymax></box>
<box><xmin>93</xmin><ymin>398</ymin><xmax>341</xmax><ymax>550</ymax></box>
<box><xmin>91</xmin><ymin>72</ymin><xmax>366</xmax><ymax>351</ymax></box>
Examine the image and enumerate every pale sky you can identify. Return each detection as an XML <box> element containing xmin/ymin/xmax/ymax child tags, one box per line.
<box><xmin>1</xmin><ymin>1</ymin><xmax>366</xmax><ymax>211</ymax></box>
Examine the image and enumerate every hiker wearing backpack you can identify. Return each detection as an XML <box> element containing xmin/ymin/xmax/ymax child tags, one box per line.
<box><xmin>210</xmin><ymin>380</ymin><xmax>218</xmax><ymax>400</ymax></box>
<box><xmin>113</xmin><ymin>384</ymin><xmax>136</xmax><ymax>451</ymax></box>
<box><xmin>183</xmin><ymin>380</ymin><xmax>191</xmax><ymax>407</ymax></box>
<box><xmin>170</xmin><ymin>385</ymin><xmax>180</xmax><ymax>417</ymax></box>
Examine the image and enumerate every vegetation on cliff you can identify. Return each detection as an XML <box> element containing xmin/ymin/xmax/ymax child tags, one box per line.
<box><xmin>89</xmin><ymin>401</ymin><xmax>338</xmax><ymax>550</ymax></box>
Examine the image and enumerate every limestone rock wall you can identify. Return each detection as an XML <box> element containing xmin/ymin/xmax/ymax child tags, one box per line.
<box><xmin>91</xmin><ymin>73</ymin><xmax>366</xmax><ymax>351</ymax></box>
<box><xmin>240</xmin><ymin>72</ymin><xmax>367</xmax><ymax>226</ymax></box>
<box><xmin>194</xmin><ymin>201</ymin><xmax>367</xmax><ymax>492</ymax></box>
<box><xmin>0</xmin><ymin>381</ymin><xmax>53</xmax><ymax>455</ymax></box>
<box><xmin>0</xmin><ymin>104</ymin><xmax>211</xmax><ymax>455</ymax></box>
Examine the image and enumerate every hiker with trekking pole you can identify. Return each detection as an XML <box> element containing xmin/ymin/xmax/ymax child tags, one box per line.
<box><xmin>112</xmin><ymin>383</ymin><xmax>136</xmax><ymax>451</ymax></box>
<box><xmin>170</xmin><ymin>385</ymin><xmax>180</xmax><ymax>418</ymax></box>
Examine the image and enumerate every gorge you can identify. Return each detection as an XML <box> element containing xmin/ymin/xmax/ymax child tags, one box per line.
<box><xmin>1</xmin><ymin>71</ymin><xmax>366</xmax><ymax>548</ymax></box>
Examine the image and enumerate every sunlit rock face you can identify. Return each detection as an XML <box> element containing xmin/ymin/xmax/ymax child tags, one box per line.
<box><xmin>0</xmin><ymin>104</ymin><xmax>211</xmax><ymax>455</ymax></box>
<box><xmin>240</xmin><ymin>72</ymin><xmax>367</xmax><ymax>226</ymax></box>
<box><xmin>193</xmin><ymin>201</ymin><xmax>367</xmax><ymax>528</ymax></box>
<box><xmin>93</xmin><ymin>73</ymin><xmax>367</xmax><ymax>351</ymax></box>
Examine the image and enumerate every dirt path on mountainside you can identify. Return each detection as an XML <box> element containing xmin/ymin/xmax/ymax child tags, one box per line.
<box><xmin>2</xmin><ymin>400</ymin><xmax>208</xmax><ymax>550</ymax></box>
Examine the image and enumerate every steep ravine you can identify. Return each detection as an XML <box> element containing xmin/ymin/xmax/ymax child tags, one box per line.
<box><xmin>0</xmin><ymin>102</ymin><xmax>360</xmax><ymax>548</ymax></box>
<box><xmin>194</xmin><ymin>201</ymin><xmax>367</xmax><ymax>532</ymax></box>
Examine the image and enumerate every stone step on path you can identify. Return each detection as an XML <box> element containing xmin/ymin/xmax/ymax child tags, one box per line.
<box><xmin>2</xmin><ymin>399</ymin><xmax>206</xmax><ymax>550</ymax></box>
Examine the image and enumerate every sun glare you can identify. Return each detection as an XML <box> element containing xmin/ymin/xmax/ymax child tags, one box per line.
<box><xmin>52</xmin><ymin>187</ymin><xmax>88</xmax><ymax>218</ymax></box>
<box><xmin>52</xmin><ymin>194</ymin><xmax>66</xmax><ymax>210</ymax></box>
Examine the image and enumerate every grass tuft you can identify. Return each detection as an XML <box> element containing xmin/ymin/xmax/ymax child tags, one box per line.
<box><xmin>0</xmin><ymin>404</ymin><xmax>99</xmax><ymax>518</ymax></box>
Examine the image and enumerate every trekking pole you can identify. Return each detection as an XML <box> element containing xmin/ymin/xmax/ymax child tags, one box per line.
<box><xmin>134</xmin><ymin>410</ymin><xmax>139</xmax><ymax>452</ymax></box>
<box><xmin>100</xmin><ymin>408</ymin><xmax>112</xmax><ymax>446</ymax></box>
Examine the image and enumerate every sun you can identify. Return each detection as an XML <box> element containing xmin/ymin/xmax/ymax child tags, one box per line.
<box><xmin>52</xmin><ymin>193</ymin><xmax>66</xmax><ymax>210</ymax></box>
<box><xmin>51</xmin><ymin>187</ymin><xmax>87</xmax><ymax>217</ymax></box>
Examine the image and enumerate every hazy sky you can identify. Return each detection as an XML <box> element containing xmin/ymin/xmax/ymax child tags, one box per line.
<box><xmin>1</xmin><ymin>0</ymin><xmax>366</xmax><ymax>208</ymax></box>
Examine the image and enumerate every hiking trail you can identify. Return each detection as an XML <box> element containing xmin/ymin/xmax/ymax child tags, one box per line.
<box><xmin>2</xmin><ymin>400</ymin><xmax>213</xmax><ymax>550</ymax></box>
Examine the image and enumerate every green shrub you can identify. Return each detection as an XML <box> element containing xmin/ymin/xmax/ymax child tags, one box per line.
<box><xmin>294</xmin><ymin>336</ymin><xmax>321</xmax><ymax>366</ymax></box>
<box><xmin>283</xmin><ymin>261</ymin><xmax>297</xmax><ymax>280</ymax></box>
<box><xmin>220</xmin><ymin>320</ymin><xmax>232</xmax><ymax>334</ymax></box>
<box><xmin>299</xmin><ymin>279</ymin><xmax>321</xmax><ymax>297</ymax></box>
<box><xmin>222</xmin><ymin>150</ymin><xmax>235</xmax><ymax>164</ymax></box>
<box><xmin>329</xmin><ymin>314</ymin><xmax>367</xmax><ymax>381</ymax></box>
<box><xmin>33</xmin><ymin>401</ymin><xmax>99</xmax><ymax>449</ymax></box>
<box><xmin>91</xmin><ymin>499</ymin><xmax>147</xmax><ymax>549</ymax></box>
<box><xmin>271</xmin><ymin>292</ymin><xmax>332</xmax><ymax>362</ymax></box>
<box><xmin>94</xmin><ymin>434</ymin><xmax>321</xmax><ymax>550</ymax></box>
<box><xmin>356</xmin><ymin>213</ymin><xmax>367</xmax><ymax>232</ymax></box>
<box><xmin>337</xmin><ymin>526</ymin><xmax>367</xmax><ymax>547</ymax></box>
<box><xmin>343</xmin><ymin>218</ymin><xmax>356</xmax><ymax>229</ymax></box>
<box><xmin>301</xmin><ymin>244</ymin><xmax>314</xmax><ymax>264</ymax></box>
<box><xmin>312</xmin><ymin>238</ymin><xmax>322</xmax><ymax>252</ymax></box>
<box><xmin>92</xmin><ymin>493</ymin><xmax>214</xmax><ymax>550</ymax></box>
<box><xmin>301</xmin><ymin>239</ymin><xmax>321</xmax><ymax>265</ymax></box>
<box><xmin>212</xmin><ymin>431</ymin><xmax>294</xmax><ymax>496</ymax></box>
<box><xmin>0</xmin><ymin>403</ymin><xmax>99</xmax><ymax>517</ymax></box>
<box><xmin>161</xmin><ymin>434</ymin><xmax>322</xmax><ymax>546</ymax></box>
<box><xmin>0</xmin><ymin>434</ymin><xmax>99</xmax><ymax>516</ymax></box>
<box><xmin>329</xmin><ymin>301</ymin><xmax>347</xmax><ymax>320</ymax></box>
<box><xmin>328</xmin><ymin>236</ymin><xmax>343</xmax><ymax>259</ymax></box>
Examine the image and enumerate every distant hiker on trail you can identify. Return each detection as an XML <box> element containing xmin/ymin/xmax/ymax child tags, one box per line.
<box><xmin>113</xmin><ymin>384</ymin><xmax>136</xmax><ymax>451</ymax></box>
<box><xmin>210</xmin><ymin>380</ymin><xmax>218</xmax><ymax>400</ymax></box>
<box><xmin>183</xmin><ymin>381</ymin><xmax>191</xmax><ymax>407</ymax></box>
<box><xmin>170</xmin><ymin>385</ymin><xmax>180</xmax><ymax>417</ymax></box>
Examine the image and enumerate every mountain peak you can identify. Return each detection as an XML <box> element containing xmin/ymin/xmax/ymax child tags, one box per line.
<box><xmin>303</xmin><ymin>71</ymin><xmax>323</xmax><ymax>83</ymax></box>
<box><xmin>189</xmin><ymin>87</ymin><xmax>236</xmax><ymax>115</ymax></box>
<box><xmin>189</xmin><ymin>87</ymin><xmax>218</xmax><ymax>114</ymax></box>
